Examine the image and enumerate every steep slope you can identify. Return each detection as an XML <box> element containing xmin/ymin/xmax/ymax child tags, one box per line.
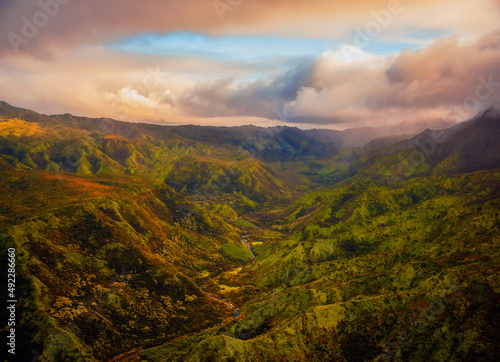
<box><xmin>0</xmin><ymin>170</ymin><xmax>247</xmax><ymax>361</ymax></box>
<box><xmin>143</xmin><ymin>170</ymin><xmax>500</xmax><ymax>361</ymax></box>
<box><xmin>1</xmin><ymin>102</ymin><xmax>500</xmax><ymax>361</ymax></box>
<box><xmin>337</xmin><ymin>108</ymin><xmax>500</xmax><ymax>184</ymax></box>
<box><xmin>0</xmin><ymin>103</ymin><xmax>287</xmax><ymax>206</ymax></box>
<box><xmin>164</xmin><ymin>156</ymin><xmax>284</xmax><ymax>203</ymax></box>
<box><xmin>430</xmin><ymin>108</ymin><xmax>500</xmax><ymax>173</ymax></box>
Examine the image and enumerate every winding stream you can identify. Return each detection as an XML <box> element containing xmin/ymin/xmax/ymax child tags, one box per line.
<box><xmin>108</xmin><ymin>237</ymin><xmax>256</xmax><ymax>361</ymax></box>
<box><xmin>198</xmin><ymin>237</ymin><xmax>256</xmax><ymax>313</ymax></box>
<box><xmin>241</xmin><ymin>237</ymin><xmax>256</xmax><ymax>262</ymax></box>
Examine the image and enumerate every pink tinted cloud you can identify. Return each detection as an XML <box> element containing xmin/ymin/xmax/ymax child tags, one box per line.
<box><xmin>2</xmin><ymin>0</ymin><xmax>499</xmax><ymax>56</ymax></box>
<box><xmin>174</xmin><ymin>32</ymin><xmax>500</xmax><ymax>128</ymax></box>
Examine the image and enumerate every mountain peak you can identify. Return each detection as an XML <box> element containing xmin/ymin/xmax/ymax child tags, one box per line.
<box><xmin>480</xmin><ymin>106</ymin><xmax>500</xmax><ymax>118</ymax></box>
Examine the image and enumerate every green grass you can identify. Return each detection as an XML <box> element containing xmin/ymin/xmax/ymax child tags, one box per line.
<box><xmin>218</xmin><ymin>243</ymin><xmax>254</xmax><ymax>264</ymax></box>
<box><xmin>236</xmin><ymin>218</ymin><xmax>259</xmax><ymax>230</ymax></box>
<box><xmin>250</xmin><ymin>241</ymin><xmax>271</xmax><ymax>256</ymax></box>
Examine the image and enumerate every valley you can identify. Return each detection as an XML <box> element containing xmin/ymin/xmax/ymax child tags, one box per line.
<box><xmin>0</xmin><ymin>102</ymin><xmax>499</xmax><ymax>361</ymax></box>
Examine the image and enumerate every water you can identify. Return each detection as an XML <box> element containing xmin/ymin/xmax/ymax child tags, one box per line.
<box><xmin>241</xmin><ymin>237</ymin><xmax>256</xmax><ymax>261</ymax></box>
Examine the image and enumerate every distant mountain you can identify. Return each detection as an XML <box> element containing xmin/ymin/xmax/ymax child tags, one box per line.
<box><xmin>361</xmin><ymin>134</ymin><xmax>413</xmax><ymax>153</ymax></box>
<box><xmin>169</xmin><ymin>124</ymin><xmax>346</xmax><ymax>162</ymax></box>
<box><xmin>338</xmin><ymin>108</ymin><xmax>500</xmax><ymax>184</ymax></box>
<box><xmin>2</xmin><ymin>100</ymin><xmax>498</xmax><ymax>191</ymax></box>
<box><xmin>0</xmin><ymin>101</ymin><xmax>419</xmax><ymax>163</ymax></box>
<box><xmin>305</xmin><ymin>127</ymin><xmax>412</xmax><ymax>149</ymax></box>
<box><xmin>430</xmin><ymin>108</ymin><xmax>500</xmax><ymax>173</ymax></box>
<box><xmin>0</xmin><ymin>102</ymin><xmax>288</xmax><ymax>208</ymax></box>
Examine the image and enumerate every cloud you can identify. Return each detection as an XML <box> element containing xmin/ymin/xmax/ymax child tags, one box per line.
<box><xmin>0</xmin><ymin>44</ymin><xmax>275</xmax><ymax>120</ymax></box>
<box><xmin>3</xmin><ymin>31</ymin><xmax>499</xmax><ymax>131</ymax></box>
<box><xmin>170</xmin><ymin>32</ymin><xmax>500</xmax><ymax>129</ymax></box>
<box><xmin>1</xmin><ymin>1</ymin><xmax>500</xmax><ymax>133</ymax></box>
<box><xmin>1</xmin><ymin>0</ymin><xmax>499</xmax><ymax>56</ymax></box>
<box><xmin>295</xmin><ymin>33</ymin><xmax>500</xmax><ymax>124</ymax></box>
<box><xmin>176</xmin><ymin>60</ymin><xmax>315</xmax><ymax>118</ymax></box>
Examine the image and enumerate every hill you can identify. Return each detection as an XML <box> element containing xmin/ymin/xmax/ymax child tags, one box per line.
<box><xmin>143</xmin><ymin>170</ymin><xmax>500</xmax><ymax>361</ymax></box>
<box><xmin>303</xmin><ymin>108</ymin><xmax>500</xmax><ymax>186</ymax></box>
<box><xmin>0</xmin><ymin>171</ymin><xmax>251</xmax><ymax>360</ymax></box>
<box><xmin>0</xmin><ymin>103</ymin><xmax>287</xmax><ymax>210</ymax></box>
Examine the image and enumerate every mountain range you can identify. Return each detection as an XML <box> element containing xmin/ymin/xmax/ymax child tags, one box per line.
<box><xmin>0</xmin><ymin>101</ymin><xmax>499</xmax><ymax>361</ymax></box>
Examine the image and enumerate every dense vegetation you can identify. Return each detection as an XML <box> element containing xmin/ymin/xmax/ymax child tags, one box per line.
<box><xmin>0</xmin><ymin>102</ymin><xmax>499</xmax><ymax>361</ymax></box>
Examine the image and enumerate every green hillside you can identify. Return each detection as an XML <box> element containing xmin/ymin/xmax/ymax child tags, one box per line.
<box><xmin>0</xmin><ymin>171</ymin><xmax>248</xmax><ymax>360</ymax></box>
<box><xmin>0</xmin><ymin>102</ymin><xmax>499</xmax><ymax>361</ymax></box>
<box><xmin>143</xmin><ymin>171</ymin><xmax>500</xmax><ymax>361</ymax></box>
<box><xmin>0</xmin><ymin>104</ymin><xmax>287</xmax><ymax>210</ymax></box>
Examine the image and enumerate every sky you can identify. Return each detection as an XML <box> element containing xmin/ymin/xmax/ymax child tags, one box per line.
<box><xmin>1</xmin><ymin>0</ymin><xmax>500</xmax><ymax>131</ymax></box>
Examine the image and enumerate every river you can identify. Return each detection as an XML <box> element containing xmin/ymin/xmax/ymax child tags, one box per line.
<box><xmin>108</xmin><ymin>237</ymin><xmax>256</xmax><ymax>361</ymax></box>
